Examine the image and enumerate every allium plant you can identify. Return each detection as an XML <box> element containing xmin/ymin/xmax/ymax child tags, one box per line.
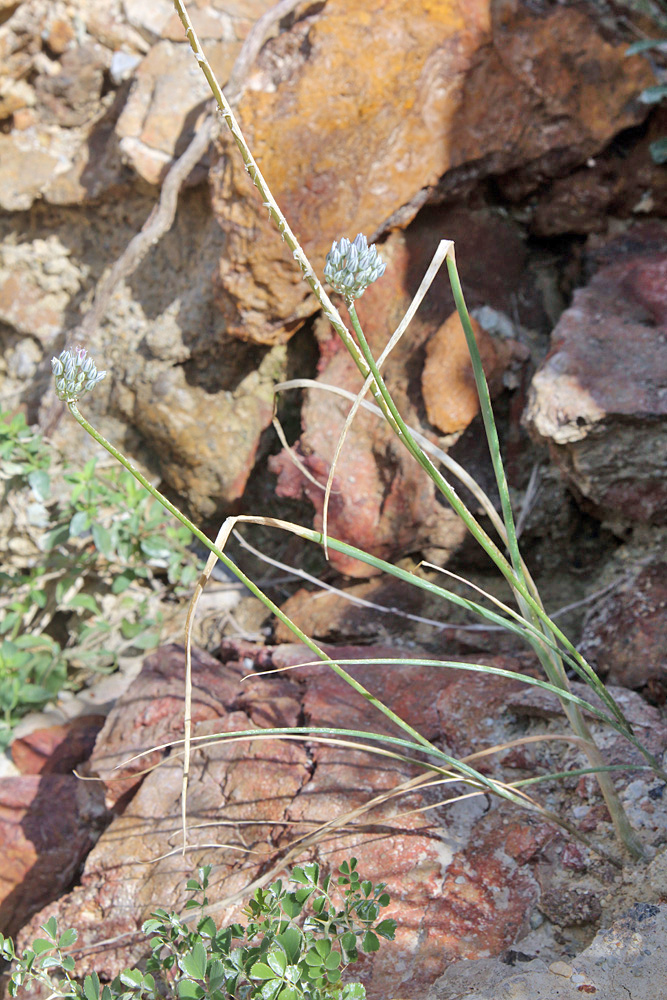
<box><xmin>42</xmin><ymin>0</ymin><xmax>667</xmax><ymax>879</ymax></box>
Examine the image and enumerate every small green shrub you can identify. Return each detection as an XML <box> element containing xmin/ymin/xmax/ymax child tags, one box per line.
<box><xmin>0</xmin><ymin>409</ymin><xmax>200</xmax><ymax>747</ymax></box>
<box><xmin>1</xmin><ymin>859</ymin><xmax>395</xmax><ymax>1000</ymax></box>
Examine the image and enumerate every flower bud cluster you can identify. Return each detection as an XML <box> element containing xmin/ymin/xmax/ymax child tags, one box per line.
<box><xmin>51</xmin><ymin>347</ymin><xmax>106</xmax><ymax>402</ymax></box>
<box><xmin>324</xmin><ymin>233</ymin><xmax>386</xmax><ymax>301</ymax></box>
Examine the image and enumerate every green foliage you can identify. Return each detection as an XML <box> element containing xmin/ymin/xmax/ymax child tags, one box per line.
<box><xmin>2</xmin><ymin>860</ymin><xmax>395</xmax><ymax>1000</ymax></box>
<box><xmin>0</xmin><ymin>410</ymin><xmax>200</xmax><ymax>747</ymax></box>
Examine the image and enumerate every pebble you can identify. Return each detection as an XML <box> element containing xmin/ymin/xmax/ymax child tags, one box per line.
<box><xmin>549</xmin><ymin>961</ymin><xmax>573</xmax><ymax>978</ymax></box>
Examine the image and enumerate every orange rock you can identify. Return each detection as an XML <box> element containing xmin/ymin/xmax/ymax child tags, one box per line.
<box><xmin>211</xmin><ymin>0</ymin><xmax>652</xmax><ymax>344</ymax></box>
<box><xmin>421</xmin><ymin>311</ymin><xmax>506</xmax><ymax>435</ymax></box>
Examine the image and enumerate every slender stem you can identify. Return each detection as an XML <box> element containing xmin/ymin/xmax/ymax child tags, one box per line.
<box><xmin>168</xmin><ymin>0</ymin><xmax>645</xmax><ymax>858</ymax></box>
<box><xmin>446</xmin><ymin>253</ymin><xmax>524</xmax><ymax>581</ymax></box>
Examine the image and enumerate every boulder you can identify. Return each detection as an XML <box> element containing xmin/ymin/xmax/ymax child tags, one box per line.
<box><xmin>210</xmin><ymin>0</ymin><xmax>652</xmax><ymax>343</ymax></box>
<box><xmin>15</xmin><ymin>641</ymin><xmax>666</xmax><ymax>998</ymax></box>
<box><xmin>10</xmin><ymin>715</ymin><xmax>106</xmax><ymax>776</ymax></box>
<box><xmin>523</xmin><ymin>228</ymin><xmax>667</xmax><ymax>526</ymax></box>
<box><xmin>425</xmin><ymin>902</ymin><xmax>667</xmax><ymax>1000</ymax></box>
<box><xmin>0</xmin><ymin>774</ymin><xmax>106</xmax><ymax>936</ymax></box>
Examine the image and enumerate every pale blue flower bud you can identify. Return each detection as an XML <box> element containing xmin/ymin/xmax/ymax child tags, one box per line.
<box><xmin>324</xmin><ymin>233</ymin><xmax>387</xmax><ymax>301</ymax></box>
<box><xmin>51</xmin><ymin>346</ymin><xmax>106</xmax><ymax>402</ymax></box>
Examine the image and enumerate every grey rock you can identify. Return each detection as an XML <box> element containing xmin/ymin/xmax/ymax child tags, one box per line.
<box><xmin>426</xmin><ymin>902</ymin><xmax>667</xmax><ymax>999</ymax></box>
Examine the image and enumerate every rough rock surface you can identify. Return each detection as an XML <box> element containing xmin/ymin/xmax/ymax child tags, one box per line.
<box><xmin>10</xmin><ymin>715</ymin><xmax>106</xmax><ymax>775</ymax></box>
<box><xmin>580</xmin><ymin>559</ymin><xmax>667</xmax><ymax>699</ymax></box>
<box><xmin>0</xmin><ymin>774</ymin><xmax>106</xmax><ymax>936</ymax></box>
<box><xmin>523</xmin><ymin>226</ymin><xmax>667</xmax><ymax>526</ymax></box>
<box><xmin>0</xmin><ymin>0</ymin><xmax>276</xmax><ymax>208</ymax></box>
<box><xmin>14</xmin><ymin>642</ymin><xmax>667</xmax><ymax>999</ymax></box>
<box><xmin>211</xmin><ymin>0</ymin><xmax>652</xmax><ymax>343</ymax></box>
<box><xmin>425</xmin><ymin>902</ymin><xmax>667</xmax><ymax>1000</ymax></box>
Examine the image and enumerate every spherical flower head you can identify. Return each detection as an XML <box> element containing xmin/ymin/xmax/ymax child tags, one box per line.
<box><xmin>324</xmin><ymin>233</ymin><xmax>387</xmax><ymax>301</ymax></box>
<box><xmin>51</xmin><ymin>346</ymin><xmax>106</xmax><ymax>402</ymax></box>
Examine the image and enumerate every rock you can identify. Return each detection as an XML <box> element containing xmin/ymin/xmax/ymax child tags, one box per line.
<box><xmin>88</xmin><ymin>643</ymin><xmax>300</xmax><ymax>809</ymax></box>
<box><xmin>580</xmin><ymin>560</ymin><xmax>667</xmax><ymax>698</ymax></box>
<box><xmin>115</xmin><ymin>41</ymin><xmax>215</xmax><ymax>186</ymax></box>
<box><xmin>523</xmin><ymin>230</ymin><xmax>667</xmax><ymax>526</ymax></box>
<box><xmin>0</xmin><ymin>105</ymin><xmax>127</xmax><ymax>211</ymax></box>
<box><xmin>0</xmin><ymin>132</ymin><xmax>61</xmax><ymax>211</ymax></box>
<box><xmin>10</xmin><ymin>715</ymin><xmax>106</xmax><ymax>775</ymax></box>
<box><xmin>0</xmin><ymin>234</ymin><xmax>85</xmax><ymax>345</ymax></box>
<box><xmin>0</xmin><ymin>0</ymin><xmax>24</xmax><ymax>15</ymax></box>
<box><xmin>115</xmin><ymin>0</ymin><xmax>276</xmax><ymax>187</ymax></box>
<box><xmin>122</xmin><ymin>0</ymin><xmax>175</xmax><ymax>44</ymax></box>
<box><xmin>0</xmin><ymin>774</ymin><xmax>106</xmax><ymax>936</ymax></box>
<box><xmin>0</xmin><ymin>77</ymin><xmax>34</xmax><ymax>119</ymax></box>
<box><xmin>271</xmin><ymin>573</ymin><xmax>489</xmax><ymax>649</ymax></box>
<box><xmin>42</xmin><ymin>16</ymin><xmax>74</xmax><ymax>56</ymax></box>
<box><xmin>109</xmin><ymin>49</ymin><xmax>141</xmax><ymax>85</ymax></box>
<box><xmin>210</xmin><ymin>0</ymin><xmax>652</xmax><ymax>344</ymax></box>
<box><xmin>131</xmin><ymin>363</ymin><xmax>274</xmax><ymax>516</ymax></box>
<box><xmin>425</xmin><ymin>902</ymin><xmax>667</xmax><ymax>1000</ymax></box>
<box><xmin>422</xmin><ymin>311</ymin><xmax>523</xmax><ymax>435</ymax></box>
<box><xmin>34</xmin><ymin>44</ymin><xmax>110</xmax><ymax>128</ymax></box>
<box><xmin>12</xmin><ymin>640</ymin><xmax>667</xmax><ymax>997</ymax></box>
<box><xmin>529</xmin><ymin>131</ymin><xmax>667</xmax><ymax>237</ymax></box>
<box><xmin>0</xmin><ymin>234</ymin><xmax>86</xmax><ymax>337</ymax></box>
<box><xmin>12</xmin><ymin>642</ymin><xmax>541</xmax><ymax>994</ymax></box>
<box><xmin>537</xmin><ymin>887</ymin><xmax>601</xmax><ymax>928</ymax></box>
<box><xmin>18</xmin><ymin>711</ymin><xmax>310</xmax><ymax>980</ymax></box>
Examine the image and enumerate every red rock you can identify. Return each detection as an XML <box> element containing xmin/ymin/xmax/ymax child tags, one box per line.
<box><xmin>524</xmin><ymin>228</ymin><xmax>667</xmax><ymax>525</ymax></box>
<box><xmin>270</xmin><ymin>645</ymin><xmax>542</xmax><ymax>995</ymax></box>
<box><xmin>561</xmin><ymin>842</ymin><xmax>589</xmax><ymax>871</ymax></box>
<box><xmin>89</xmin><ymin>643</ymin><xmax>301</xmax><ymax>809</ymax></box>
<box><xmin>272</xmin><ymin>573</ymin><xmax>482</xmax><ymax>650</ymax></box>
<box><xmin>10</xmin><ymin>715</ymin><xmax>106</xmax><ymax>775</ymax></box>
<box><xmin>504</xmin><ymin>822</ymin><xmax>555</xmax><ymax>864</ymax></box>
<box><xmin>0</xmin><ymin>775</ymin><xmax>105</xmax><ymax>936</ymax></box>
<box><xmin>271</xmin><ymin>641</ymin><xmax>454</xmax><ymax>741</ymax></box>
<box><xmin>14</xmin><ymin>641</ymin><xmax>666</xmax><ymax>998</ymax></box>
